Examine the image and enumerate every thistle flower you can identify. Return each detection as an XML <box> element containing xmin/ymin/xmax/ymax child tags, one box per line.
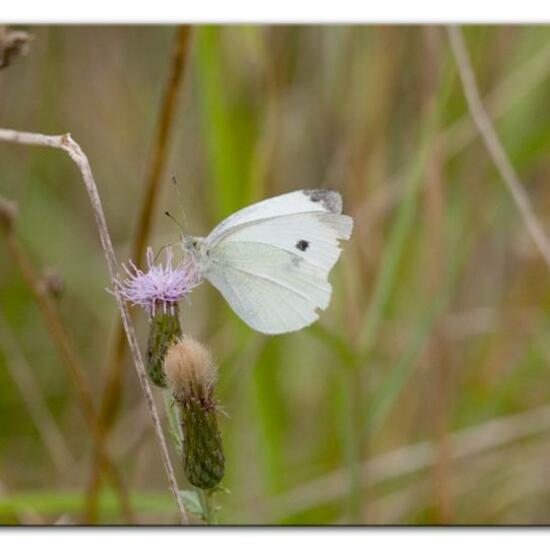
<box><xmin>165</xmin><ymin>337</ymin><xmax>225</xmax><ymax>490</ymax></box>
<box><xmin>114</xmin><ymin>246</ymin><xmax>200</xmax><ymax>317</ymax></box>
<box><xmin>114</xmin><ymin>246</ymin><xmax>201</xmax><ymax>387</ymax></box>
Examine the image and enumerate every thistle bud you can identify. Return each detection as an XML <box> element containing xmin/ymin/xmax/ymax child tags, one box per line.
<box><xmin>146</xmin><ymin>306</ymin><xmax>182</xmax><ymax>387</ymax></box>
<box><xmin>165</xmin><ymin>337</ymin><xmax>225</xmax><ymax>490</ymax></box>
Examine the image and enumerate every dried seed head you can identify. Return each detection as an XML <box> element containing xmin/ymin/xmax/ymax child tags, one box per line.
<box><xmin>40</xmin><ymin>268</ymin><xmax>65</xmax><ymax>299</ymax></box>
<box><xmin>0</xmin><ymin>197</ymin><xmax>17</xmax><ymax>231</ymax></box>
<box><xmin>164</xmin><ymin>337</ymin><xmax>216</xmax><ymax>402</ymax></box>
<box><xmin>165</xmin><ymin>337</ymin><xmax>224</xmax><ymax>490</ymax></box>
<box><xmin>0</xmin><ymin>28</ymin><xmax>33</xmax><ymax>70</ymax></box>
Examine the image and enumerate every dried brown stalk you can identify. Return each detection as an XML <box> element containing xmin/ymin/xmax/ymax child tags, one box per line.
<box><xmin>262</xmin><ymin>403</ymin><xmax>550</xmax><ymax>521</ymax></box>
<box><xmin>99</xmin><ymin>25</ymin><xmax>192</xmax><ymax>430</ymax></box>
<box><xmin>421</xmin><ymin>25</ymin><xmax>453</xmax><ymax>524</ymax></box>
<box><xmin>83</xmin><ymin>26</ymin><xmax>192</xmax><ymax>522</ymax></box>
<box><xmin>352</xmin><ymin>37</ymin><xmax>550</xmax><ymax>242</ymax></box>
<box><xmin>447</xmin><ymin>26</ymin><xmax>550</xmax><ymax>272</ymax></box>
<box><xmin>0</xmin><ymin>130</ymin><xmax>188</xmax><ymax>524</ymax></box>
<box><xmin>0</xmin><ymin>309</ymin><xmax>75</xmax><ymax>475</ymax></box>
<box><xmin>0</xmin><ymin>195</ymin><xmax>134</xmax><ymax>522</ymax></box>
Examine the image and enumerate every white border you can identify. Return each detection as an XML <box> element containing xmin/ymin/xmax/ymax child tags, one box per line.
<box><xmin>1</xmin><ymin>0</ymin><xmax>550</xmax><ymax>23</ymax></box>
<box><xmin>2</xmin><ymin>530</ymin><xmax>550</xmax><ymax>549</ymax></box>
<box><xmin>1</xmin><ymin>1</ymin><xmax>550</xmax><ymax>545</ymax></box>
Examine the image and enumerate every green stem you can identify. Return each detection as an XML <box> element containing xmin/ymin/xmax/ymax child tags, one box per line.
<box><xmin>344</xmin><ymin>358</ymin><xmax>363</xmax><ymax>523</ymax></box>
<box><xmin>199</xmin><ymin>489</ymin><xmax>217</xmax><ymax>525</ymax></box>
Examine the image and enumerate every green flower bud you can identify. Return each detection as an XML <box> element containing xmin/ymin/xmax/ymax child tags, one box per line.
<box><xmin>146</xmin><ymin>307</ymin><xmax>182</xmax><ymax>387</ymax></box>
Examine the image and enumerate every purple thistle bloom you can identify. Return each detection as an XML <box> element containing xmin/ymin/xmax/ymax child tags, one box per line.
<box><xmin>114</xmin><ymin>247</ymin><xmax>201</xmax><ymax>316</ymax></box>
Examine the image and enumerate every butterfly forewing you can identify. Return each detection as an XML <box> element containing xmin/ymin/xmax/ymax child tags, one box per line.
<box><xmin>207</xmin><ymin>189</ymin><xmax>344</xmax><ymax>246</ymax></box>
<box><xmin>214</xmin><ymin>212</ymin><xmax>351</xmax><ymax>272</ymax></box>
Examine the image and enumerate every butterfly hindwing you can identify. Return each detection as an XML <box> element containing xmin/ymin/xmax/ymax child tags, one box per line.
<box><xmin>204</xmin><ymin>240</ymin><xmax>331</xmax><ymax>334</ymax></box>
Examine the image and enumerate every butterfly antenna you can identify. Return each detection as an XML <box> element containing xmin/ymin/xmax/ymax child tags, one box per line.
<box><xmin>164</xmin><ymin>210</ymin><xmax>186</xmax><ymax>232</ymax></box>
<box><xmin>171</xmin><ymin>175</ymin><xmax>190</xmax><ymax>234</ymax></box>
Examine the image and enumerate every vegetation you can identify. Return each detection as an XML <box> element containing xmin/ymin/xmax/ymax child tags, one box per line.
<box><xmin>0</xmin><ymin>25</ymin><xmax>550</xmax><ymax>525</ymax></box>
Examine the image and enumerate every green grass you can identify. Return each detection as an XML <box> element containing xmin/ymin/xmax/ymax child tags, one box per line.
<box><xmin>1</xmin><ymin>25</ymin><xmax>550</xmax><ymax>525</ymax></box>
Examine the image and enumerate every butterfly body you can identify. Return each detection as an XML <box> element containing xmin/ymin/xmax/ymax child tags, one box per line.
<box><xmin>182</xmin><ymin>189</ymin><xmax>353</xmax><ymax>334</ymax></box>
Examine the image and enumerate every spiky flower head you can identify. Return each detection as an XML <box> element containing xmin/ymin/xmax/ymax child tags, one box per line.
<box><xmin>114</xmin><ymin>246</ymin><xmax>201</xmax><ymax>387</ymax></box>
<box><xmin>165</xmin><ymin>337</ymin><xmax>224</xmax><ymax>490</ymax></box>
<box><xmin>114</xmin><ymin>246</ymin><xmax>201</xmax><ymax>317</ymax></box>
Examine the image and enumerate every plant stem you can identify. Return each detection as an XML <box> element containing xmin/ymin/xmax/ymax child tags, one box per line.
<box><xmin>343</xmin><ymin>359</ymin><xmax>363</xmax><ymax>523</ymax></box>
<box><xmin>85</xmin><ymin>25</ymin><xmax>193</xmax><ymax>521</ymax></box>
<box><xmin>199</xmin><ymin>489</ymin><xmax>217</xmax><ymax>525</ymax></box>
<box><xmin>0</xmin><ymin>129</ymin><xmax>189</xmax><ymax>524</ymax></box>
<box><xmin>448</xmin><ymin>25</ymin><xmax>550</xmax><ymax>272</ymax></box>
<box><xmin>422</xmin><ymin>25</ymin><xmax>453</xmax><ymax>524</ymax></box>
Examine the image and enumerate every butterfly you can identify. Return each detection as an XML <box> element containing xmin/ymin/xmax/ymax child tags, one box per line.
<box><xmin>182</xmin><ymin>189</ymin><xmax>353</xmax><ymax>334</ymax></box>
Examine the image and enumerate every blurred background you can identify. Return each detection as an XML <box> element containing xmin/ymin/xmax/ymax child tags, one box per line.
<box><xmin>0</xmin><ymin>25</ymin><xmax>550</xmax><ymax>525</ymax></box>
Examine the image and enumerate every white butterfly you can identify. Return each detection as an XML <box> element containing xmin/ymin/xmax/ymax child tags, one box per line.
<box><xmin>182</xmin><ymin>189</ymin><xmax>353</xmax><ymax>335</ymax></box>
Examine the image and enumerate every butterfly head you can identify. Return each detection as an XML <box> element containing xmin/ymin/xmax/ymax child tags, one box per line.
<box><xmin>181</xmin><ymin>235</ymin><xmax>210</xmax><ymax>265</ymax></box>
<box><xmin>182</xmin><ymin>235</ymin><xmax>201</xmax><ymax>252</ymax></box>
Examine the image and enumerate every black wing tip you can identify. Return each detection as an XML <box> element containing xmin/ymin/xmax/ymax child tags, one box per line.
<box><xmin>302</xmin><ymin>189</ymin><xmax>343</xmax><ymax>214</ymax></box>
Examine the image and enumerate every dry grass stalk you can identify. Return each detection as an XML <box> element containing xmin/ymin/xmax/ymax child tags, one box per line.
<box><xmin>99</xmin><ymin>25</ymin><xmax>193</xmax><ymax>430</ymax></box>
<box><xmin>262</xmin><ymin>403</ymin><xmax>550</xmax><ymax>521</ymax></box>
<box><xmin>0</xmin><ymin>310</ymin><xmax>75</xmax><ymax>474</ymax></box>
<box><xmin>0</xmin><ymin>129</ymin><xmax>188</xmax><ymax>524</ymax></box>
<box><xmin>447</xmin><ymin>26</ymin><xmax>550</xmax><ymax>272</ymax></box>
<box><xmin>352</xmin><ymin>37</ymin><xmax>550</xmax><ymax>240</ymax></box>
<box><xmin>421</xmin><ymin>25</ymin><xmax>453</xmax><ymax>524</ymax></box>
<box><xmin>85</xmin><ymin>26</ymin><xmax>193</xmax><ymax>521</ymax></box>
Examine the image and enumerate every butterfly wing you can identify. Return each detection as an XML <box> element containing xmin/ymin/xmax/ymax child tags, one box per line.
<box><xmin>207</xmin><ymin>189</ymin><xmax>345</xmax><ymax>246</ymax></box>
<box><xmin>200</xmin><ymin>190</ymin><xmax>353</xmax><ymax>334</ymax></box>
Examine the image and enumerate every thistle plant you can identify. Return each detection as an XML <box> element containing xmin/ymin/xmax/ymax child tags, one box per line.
<box><xmin>115</xmin><ymin>245</ymin><xmax>224</xmax><ymax>521</ymax></box>
<box><xmin>114</xmin><ymin>247</ymin><xmax>200</xmax><ymax>387</ymax></box>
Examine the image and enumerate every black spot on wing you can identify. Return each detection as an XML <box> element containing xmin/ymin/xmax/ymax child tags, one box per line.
<box><xmin>296</xmin><ymin>239</ymin><xmax>309</xmax><ymax>251</ymax></box>
<box><xmin>302</xmin><ymin>189</ymin><xmax>342</xmax><ymax>214</ymax></box>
